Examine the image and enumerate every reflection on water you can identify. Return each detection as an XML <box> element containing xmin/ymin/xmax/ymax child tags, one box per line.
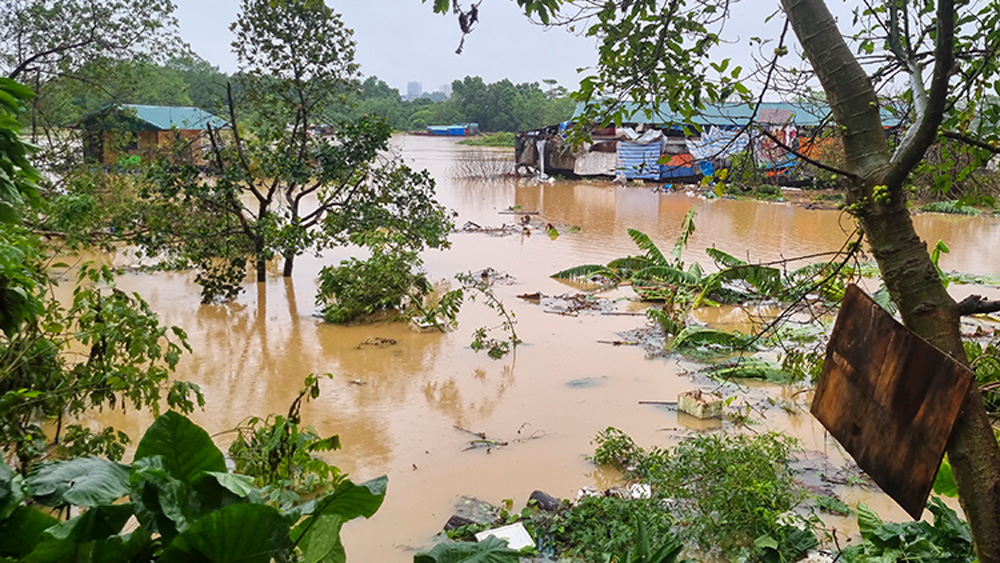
<box><xmin>87</xmin><ymin>135</ymin><xmax>1000</xmax><ymax>560</ymax></box>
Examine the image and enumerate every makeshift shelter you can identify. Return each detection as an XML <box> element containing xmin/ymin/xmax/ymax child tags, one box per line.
<box><xmin>81</xmin><ymin>104</ymin><xmax>227</xmax><ymax>166</ymax></box>
<box><xmin>514</xmin><ymin>101</ymin><xmax>900</xmax><ymax>183</ymax></box>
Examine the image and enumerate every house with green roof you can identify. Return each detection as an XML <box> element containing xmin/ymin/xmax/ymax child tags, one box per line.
<box><xmin>81</xmin><ymin>104</ymin><xmax>227</xmax><ymax>166</ymax></box>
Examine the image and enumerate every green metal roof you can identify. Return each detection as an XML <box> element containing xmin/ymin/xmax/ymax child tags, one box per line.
<box><xmin>573</xmin><ymin>101</ymin><xmax>901</xmax><ymax>128</ymax></box>
<box><xmin>84</xmin><ymin>104</ymin><xmax>227</xmax><ymax>131</ymax></box>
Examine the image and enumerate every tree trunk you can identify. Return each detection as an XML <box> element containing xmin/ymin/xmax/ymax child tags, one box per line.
<box><xmin>783</xmin><ymin>0</ymin><xmax>1000</xmax><ymax>558</ymax></box>
<box><xmin>254</xmin><ymin>239</ymin><xmax>267</xmax><ymax>283</ymax></box>
<box><xmin>282</xmin><ymin>254</ymin><xmax>294</xmax><ymax>277</ymax></box>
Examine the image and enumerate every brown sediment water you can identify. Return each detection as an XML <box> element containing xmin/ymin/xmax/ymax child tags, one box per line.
<box><xmin>83</xmin><ymin>134</ymin><xmax>1000</xmax><ymax>561</ymax></box>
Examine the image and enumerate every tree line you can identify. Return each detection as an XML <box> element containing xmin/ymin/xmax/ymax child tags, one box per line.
<box><xmin>14</xmin><ymin>54</ymin><xmax>575</xmax><ymax>135</ymax></box>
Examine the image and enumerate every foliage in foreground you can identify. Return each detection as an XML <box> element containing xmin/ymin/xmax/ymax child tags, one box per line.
<box><xmin>590</xmin><ymin>428</ymin><xmax>815</xmax><ymax>561</ymax></box>
<box><xmin>228</xmin><ymin>374</ymin><xmax>346</xmax><ymax>506</ymax></box>
<box><xmin>839</xmin><ymin>499</ymin><xmax>973</xmax><ymax>562</ymax></box>
<box><xmin>0</xmin><ymin>411</ymin><xmax>386</xmax><ymax>563</ymax></box>
<box><xmin>532</xmin><ymin>496</ymin><xmax>678</xmax><ymax>563</ymax></box>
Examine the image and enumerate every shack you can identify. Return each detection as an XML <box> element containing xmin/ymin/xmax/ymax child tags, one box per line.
<box><xmin>81</xmin><ymin>104</ymin><xmax>227</xmax><ymax>166</ymax></box>
<box><xmin>425</xmin><ymin>122</ymin><xmax>481</xmax><ymax>136</ymax></box>
<box><xmin>515</xmin><ymin>101</ymin><xmax>892</xmax><ymax>183</ymax></box>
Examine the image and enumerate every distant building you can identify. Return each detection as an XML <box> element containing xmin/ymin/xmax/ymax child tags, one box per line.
<box><xmin>440</xmin><ymin>83</ymin><xmax>452</xmax><ymax>98</ymax></box>
<box><xmin>81</xmin><ymin>104</ymin><xmax>227</xmax><ymax>166</ymax></box>
<box><xmin>406</xmin><ymin>81</ymin><xmax>422</xmax><ymax>100</ymax></box>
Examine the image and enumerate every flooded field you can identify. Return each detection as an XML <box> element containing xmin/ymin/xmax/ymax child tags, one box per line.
<box><xmin>87</xmin><ymin>135</ymin><xmax>1000</xmax><ymax>561</ymax></box>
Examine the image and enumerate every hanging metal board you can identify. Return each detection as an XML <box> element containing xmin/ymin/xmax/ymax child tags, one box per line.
<box><xmin>811</xmin><ymin>284</ymin><xmax>973</xmax><ymax>519</ymax></box>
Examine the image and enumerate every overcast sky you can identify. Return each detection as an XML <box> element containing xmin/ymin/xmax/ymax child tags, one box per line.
<box><xmin>172</xmin><ymin>0</ymin><xmax>600</xmax><ymax>94</ymax></box>
<box><xmin>170</xmin><ymin>0</ymin><xmax>851</xmax><ymax>96</ymax></box>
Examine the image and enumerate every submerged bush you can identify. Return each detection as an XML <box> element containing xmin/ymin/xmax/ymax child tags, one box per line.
<box><xmin>590</xmin><ymin>428</ymin><xmax>814</xmax><ymax>560</ymax></box>
<box><xmin>317</xmin><ymin>250</ymin><xmax>430</xmax><ymax>324</ymax></box>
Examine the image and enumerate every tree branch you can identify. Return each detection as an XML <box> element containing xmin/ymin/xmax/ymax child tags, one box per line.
<box><xmin>957</xmin><ymin>295</ymin><xmax>1000</xmax><ymax>316</ymax></box>
<box><xmin>940</xmin><ymin>131</ymin><xmax>1000</xmax><ymax>155</ymax></box>
<box><xmin>884</xmin><ymin>0</ymin><xmax>955</xmax><ymax>188</ymax></box>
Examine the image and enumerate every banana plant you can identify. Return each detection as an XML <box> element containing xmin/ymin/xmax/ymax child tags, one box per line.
<box><xmin>0</xmin><ymin>412</ymin><xmax>386</xmax><ymax>563</ymax></box>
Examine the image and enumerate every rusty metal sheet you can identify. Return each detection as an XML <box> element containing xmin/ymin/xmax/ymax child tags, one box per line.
<box><xmin>811</xmin><ymin>284</ymin><xmax>973</xmax><ymax>519</ymax></box>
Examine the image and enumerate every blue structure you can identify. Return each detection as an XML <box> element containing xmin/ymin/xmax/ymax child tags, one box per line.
<box><xmin>425</xmin><ymin>123</ymin><xmax>481</xmax><ymax>136</ymax></box>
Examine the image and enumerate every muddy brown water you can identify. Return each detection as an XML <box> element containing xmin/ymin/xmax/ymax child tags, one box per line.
<box><xmin>81</xmin><ymin>135</ymin><xmax>1000</xmax><ymax>560</ymax></box>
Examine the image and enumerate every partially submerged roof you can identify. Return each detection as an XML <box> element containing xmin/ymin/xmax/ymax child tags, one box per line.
<box><xmin>82</xmin><ymin>104</ymin><xmax>227</xmax><ymax>131</ymax></box>
<box><xmin>572</xmin><ymin>101</ymin><xmax>901</xmax><ymax>128</ymax></box>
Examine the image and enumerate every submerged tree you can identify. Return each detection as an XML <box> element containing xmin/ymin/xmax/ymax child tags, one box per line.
<box><xmin>125</xmin><ymin>0</ymin><xmax>452</xmax><ymax>302</ymax></box>
<box><xmin>427</xmin><ymin>0</ymin><xmax>1000</xmax><ymax>558</ymax></box>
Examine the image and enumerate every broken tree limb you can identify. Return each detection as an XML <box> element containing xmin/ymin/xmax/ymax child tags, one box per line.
<box><xmin>957</xmin><ymin>295</ymin><xmax>1000</xmax><ymax>316</ymax></box>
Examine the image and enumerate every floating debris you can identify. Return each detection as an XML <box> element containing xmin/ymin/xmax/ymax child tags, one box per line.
<box><xmin>516</xmin><ymin>291</ymin><xmax>617</xmax><ymax>315</ymax></box>
<box><xmin>470</xmin><ymin>267</ymin><xmax>517</xmax><ymax>285</ymax></box>
<box><xmin>678</xmin><ymin>389</ymin><xmax>724</xmax><ymax>419</ymax></box>
<box><xmin>355</xmin><ymin>337</ymin><xmax>397</xmax><ymax>349</ymax></box>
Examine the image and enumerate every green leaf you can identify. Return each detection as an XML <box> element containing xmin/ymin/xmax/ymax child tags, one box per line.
<box><xmin>550</xmin><ymin>264</ymin><xmax>615</xmax><ymax>280</ymax></box>
<box><xmin>0</xmin><ymin>459</ymin><xmax>26</xmax><ymax>519</ymax></box>
<box><xmin>413</xmin><ymin>536</ymin><xmax>520</xmax><ymax>563</ymax></box>
<box><xmin>927</xmin><ymin>497</ymin><xmax>971</xmax><ymax>544</ymax></box>
<box><xmin>292</xmin><ymin>477</ymin><xmax>387</xmax><ymax>563</ymax></box>
<box><xmin>23</xmin><ymin>505</ymin><xmax>144</xmax><ymax>563</ymax></box>
<box><xmin>26</xmin><ymin>458</ymin><xmax>130</xmax><ymax>507</ymax></box>
<box><xmin>754</xmin><ymin>534</ymin><xmax>779</xmax><ymax>550</ymax></box>
<box><xmin>856</xmin><ymin>503</ymin><xmax>883</xmax><ymax>540</ymax></box>
<box><xmin>134</xmin><ymin>412</ymin><xmax>226</xmax><ymax>483</ymax></box>
<box><xmin>293</xmin><ymin>512</ymin><xmax>346</xmax><ymax>563</ymax></box>
<box><xmin>41</xmin><ymin>504</ymin><xmax>134</xmax><ymax>542</ymax></box>
<box><xmin>311</xmin><ymin>475</ymin><xmax>387</xmax><ymax>522</ymax></box>
<box><xmin>628</xmin><ymin>228</ymin><xmax>671</xmax><ymax>267</ymax></box>
<box><xmin>705</xmin><ymin>247</ymin><xmax>746</xmax><ymax>268</ymax></box>
<box><xmin>0</xmin><ymin>507</ymin><xmax>58</xmax><ymax>558</ymax></box>
<box><xmin>204</xmin><ymin>472</ymin><xmax>257</xmax><ymax>499</ymax></box>
<box><xmin>159</xmin><ymin>504</ymin><xmax>293</xmax><ymax>563</ymax></box>
<box><xmin>932</xmin><ymin>457</ymin><xmax>958</xmax><ymax>497</ymax></box>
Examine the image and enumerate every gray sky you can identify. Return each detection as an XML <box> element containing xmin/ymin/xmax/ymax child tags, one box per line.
<box><xmin>172</xmin><ymin>0</ymin><xmax>601</xmax><ymax>94</ymax></box>
<box><xmin>170</xmin><ymin>1</ymin><xmax>855</xmax><ymax>97</ymax></box>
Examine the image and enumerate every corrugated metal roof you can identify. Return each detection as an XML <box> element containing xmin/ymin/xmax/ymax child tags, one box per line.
<box><xmin>84</xmin><ymin>104</ymin><xmax>227</xmax><ymax>130</ymax></box>
<box><xmin>574</xmin><ymin>101</ymin><xmax>901</xmax><ymax>128</ymax></box>
<box><xmin>121</xmin><ymin>104</ymin><xmax>227</xmax><ymax>130</ymax></box>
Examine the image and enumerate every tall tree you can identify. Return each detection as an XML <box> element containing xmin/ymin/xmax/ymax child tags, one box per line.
<box><xmin>126</xmin><ymin>0</ymin><xmax>452</xmax><ymax>302</ymax></box>
<box><xmin>427</xmin><ymin>0</ymin><xmax>1000</xmax><ymax>559</ymax></box>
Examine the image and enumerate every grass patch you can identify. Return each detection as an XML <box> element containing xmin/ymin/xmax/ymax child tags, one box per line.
<box><xmin>457</xmin><ymin>132</ymin><xmax>516</xmax><ymax>147</ymax></box>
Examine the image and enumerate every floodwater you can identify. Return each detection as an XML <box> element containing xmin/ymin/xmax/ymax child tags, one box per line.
<box><xmin>85</xmin><ymin>135</ymin><xmax>1000</xmax><ymax>561</ymax></box>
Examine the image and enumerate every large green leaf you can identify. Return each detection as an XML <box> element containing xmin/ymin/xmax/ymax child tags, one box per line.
<box><xmin>22</xmin><ymin>504</ymin><xmax>143</xmax><ymax>563</ymax></box>
<box><xmin>159</xmin><ymin>503</ymin><xmax>293</xmax><ymax>563</ymax></box>
<box><xmin>26</xmin><ymin>458</ymin><xmax>130</xmax><ymax>507</ymax></box>
<box><xmin>630</xmin><ymin>265</ymin><xmax>699</xmax><ymax>285</ymax></box>
<box><xmin>413</xmin><ymin>536</ymin><xmax>520</xmax><ymax>563</ymax></box>
<box><xmin>43</xmin><ymin>504</ymin><xmax>134</xmax><ymax>542</ymax></box>
<box><xmin>856</xmin><ymin>503</ymin><xmax>884</xmax><ymax>540</ymax></box>
<box><xmin>0</xmin><ymin>507</ymin><xmax>58</xmax><ymax>558</ymax></box>
<box><xmin>932</xmin><ymin>456</ymin><xmax>958</xmax><ymax>498</ymax></box>
<box><xmin>129</xmin><ymin>456</ymin><xmax>249</xmax><ymax>541</ymax></box>
<box><xmin>134</xmin><ymin>412</ymin><xmax>225</xmax><ymax>483</ymax></box>
<box><xmin>0</xmin><ymin>459</ymin><xmax>25</xmax><ymax>519</ymax></box>
<box><xmin>705</xmin><ymin>247</ymin><xmax>746</xmax><ymax>268</ymax></box>
<box><xmin>25</xmin><ymin>528</ymin><xmax>153</xmax><ymax>563</ymax></box>
<box><xmin>293</xmin><ymin>512</ymin><xmax>346</xmax><ymax>563</ymax></box>
<box><xmin>291</xmin><ymin>476</ymin><xmax>387</xmax><ymax>563</ymax></box>
<box><xmin>311</xmin><ymin>475</ymin><xmax>387</xmax><ymax>522</ymax></box>
<box><xmin>550</xmin><ymin>264</ymin><xmax>614</xmax><ymax>280</ymax></box>
<box><xmin>627</xmin><ymin>229</ymin><xmax>670</xmax><ymax>267</ymax></box>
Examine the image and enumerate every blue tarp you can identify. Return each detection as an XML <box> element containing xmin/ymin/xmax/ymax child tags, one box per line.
<box><xmin>617</xmin><ymin>141</ymin><xmax>662</xmax><ymax>180</ymax></box>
